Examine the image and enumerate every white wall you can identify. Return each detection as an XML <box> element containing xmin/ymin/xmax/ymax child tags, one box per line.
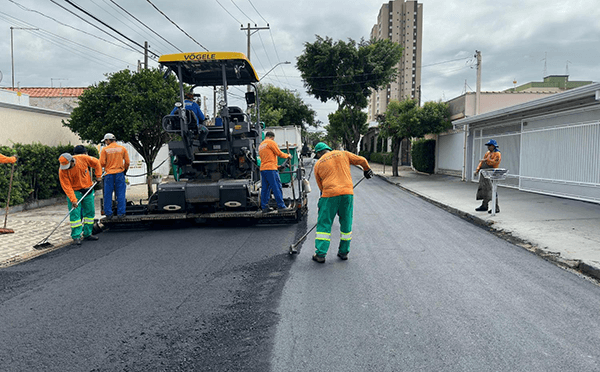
<box><xmin>0</xmin><ymin>102</ymin><xmax>80</xmax><ymax>146</ymax></box>
<box><xmin>436</xmin><ymin>131</ymin><xmax>464</xmax><ymax>176</ymax></box>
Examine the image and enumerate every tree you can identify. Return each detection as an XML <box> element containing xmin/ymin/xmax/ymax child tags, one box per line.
<box><xmin>296</xmin><ymin>36</ymin><xmax>403</xmax><ymax>153</ymax></box>
<box><xmin>327</xmin><ymin>107</ymin><xmax>368</xmax><ymax>152</ymax></box>
<box><xmin>257</xmin><ymin>83</ymin><xmax>317</xmax><ymax>129</ymax></box>
<box><xmin>379</xmin><ymin>99</ymin><xmax>451</xmax><ymax>176</ymax></box>
<box><xmin>64</xmin><ymin>68</ymin><xmax>180</xmax><ymax>197</ymax></box>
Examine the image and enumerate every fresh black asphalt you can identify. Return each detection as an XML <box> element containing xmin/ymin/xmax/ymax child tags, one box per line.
<box><xmin>1</xmin><ymin>165</ymin><xmax>600</xmax><ymax>371</ymax></box>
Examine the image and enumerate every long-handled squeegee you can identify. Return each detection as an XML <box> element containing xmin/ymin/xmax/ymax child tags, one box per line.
<box><xmin>289</xmin><ymin>176</ymin><xmax>366</xmax><ymax>255</ymax></box>
<box><xmin>33</xmin><ymin>181</ymin><xmax>99</xmax><ymax>249</ymax></box>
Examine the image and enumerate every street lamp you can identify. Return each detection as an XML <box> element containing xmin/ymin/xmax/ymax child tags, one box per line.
<box><xmin>11</xmin><ymin>27</ymin><xmax>38</xmax><ymax>91</ymax></box>
<box><xmin>261</xmin><ymin>61</ymin><xmax>291</xmax><ymax>80</ymax></box>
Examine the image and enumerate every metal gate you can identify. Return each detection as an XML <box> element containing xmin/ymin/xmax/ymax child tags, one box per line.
<box><xmin>520</xmin><ymin>120</ymin><xmax>600</xmax><ymax>203</ymax></box>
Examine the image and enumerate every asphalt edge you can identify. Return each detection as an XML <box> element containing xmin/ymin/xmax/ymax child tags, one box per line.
<box><xmin>0</xmin><ymin>239</ymin><xmax>73</xmax><ymax>268</ymax></box>
<box><xmin>375</xmin><ymin>174</ymin><xmax>600</xmax><ymax>283</ymax></box>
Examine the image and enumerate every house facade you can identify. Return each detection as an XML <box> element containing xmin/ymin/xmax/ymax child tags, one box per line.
<box><xmin>453</xmin><ymin>83</ymin><xmax>600</xmax><ymax>204</ymax></box>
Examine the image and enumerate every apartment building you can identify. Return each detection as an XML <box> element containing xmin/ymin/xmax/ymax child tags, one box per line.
<box><xmin>367</xmin><ymin>0</ymin><xmax>423</xmax><ymax>122</ymax></box>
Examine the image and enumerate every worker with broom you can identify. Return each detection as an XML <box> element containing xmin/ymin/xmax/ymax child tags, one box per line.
<box><xmin>311</xmin><ymin>142</ymin><xmax>373</xmax><ymax>263</ymax></box>
<box><xmin>58</xmin><ymin>152</ymin><xmax>102</xmax><ymax>245</ymax></box>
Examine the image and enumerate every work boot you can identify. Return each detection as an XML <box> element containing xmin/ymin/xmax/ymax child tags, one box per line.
<box><xmin>84</xmin><ymin>235</ymin><xmax>99</xmax><ymax>241</ymax></box>
<box><xmin>73</xmin><ymin>238</ymin><xmax>82</xmax><ymax>246</ymax></box>
<box><xmin>475</xmin><ymin>203</ymin><xmax>488</xmax><ymax>212</ymax></box>
<box><xmin>117</xmin><ymin>214</ymin><xmax>126</xmax><ymax>219</ymax></box>
<box><xmin>277</xmin><ymin>206</ymin><xmax>291</xmax><ymax>213</ymax></box>
<box><xmin>337</xmin><ymin>252</ymin><xmax>348</xmax><ymax>260</ymax></box>
<box><xmin>312</xmin><ymin>254</ymin><xmax>326</xmax><ymax>263</ymax></box>
<box><xmin>261</xmin><ymin>207</ymin><xmax>274</xmax><ymax>214</ymax></box>
<box><xmin>105</xmin><ymin>215</ymin><xmax>113</xmax><ymax>220</ymax></box>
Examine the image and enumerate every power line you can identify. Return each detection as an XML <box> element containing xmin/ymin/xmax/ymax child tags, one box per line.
<box><xmin>90</xmin><ymin>0</ymin><xmax>165</xmax><ymax>56</ymax></box>
<box><xmin>230</xmin><ymin>0</ymin><xmax>256</xmax><ymax>24</ymax></box>
<box><xmin>246</xmin><ymin>0</ymin><xmax>268</xmax><ymax>24</ymax></box>
<box><xmin>0</xmin><ymin>13</ymin><xmax>127</xmax><ymax>71</ymax></box>
<box><xmin>0</xmin><ymin>10</ymin><xmax>135</xmax><ymax>67</ymax></box>
<box><xmin>144</xmin><ymin>0</ymin><xmax>209</xmax><ymax>51</ymax></box>
<box><xmin>49</xmin><ymin>0</ymin><xmax>142</xmax><ymax>56</ymax></box>
<box><xmin>7</xmin><ymin>0</ymin><xmax>135</xmax><ymax>53</ymax></box>
<box><xmin>216</xmin><ymin>0</ymin><xmax>243</xmax><ymax>25</ymax></box>
<box><xmin>108</xmin><ymin>0</ymin><xmax>183</xmax><ymax>53</ymax></box>
<box><xmin>63</xmin><ymin>0</ymin><xmax>159</xmax><ymax>58</ymax></box>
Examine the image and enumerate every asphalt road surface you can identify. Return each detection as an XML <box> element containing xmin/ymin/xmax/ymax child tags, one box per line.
<box><xmin>1</xmin><ymin>164</ymin><xmax>600</xmax><ymax>371</ymax></box>
<box><xmin>272</xmin><ymin>167</ymin><xmax>600</xmax><ymax>372</ymax></box>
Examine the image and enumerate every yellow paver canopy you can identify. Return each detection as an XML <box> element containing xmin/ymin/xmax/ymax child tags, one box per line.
<box><xmin>159</xmin><ymin>51</ymin><xmax>259</xmax><ymax>86</ymax></box>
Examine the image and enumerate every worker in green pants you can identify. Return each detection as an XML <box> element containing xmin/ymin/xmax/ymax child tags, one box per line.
<box><xmin>312</xmin><ymin>142</ymin><xmax>373</xmax><ymax>263</ymax></box>
<box><xmin>66</xmin><ymin>189</ymin><xmax>96</xmax><ymax>240</ymax></box>
<box><xmin>315</xmin><ymin>195</ymin><xmax>354</xmax><ymax>258</ymax></box>
<box><xmin>59</xmin><ymin>153</ymin><xmax>102</xmax><ymax>245</ymax></box>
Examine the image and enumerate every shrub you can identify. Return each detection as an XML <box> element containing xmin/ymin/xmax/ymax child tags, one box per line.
<box><xmin>0</xmin><ymin>143</ymin><xmax>100</xmax><ymax>207</ymax></box>
<box><xmin>368</xmin><ymin>152</ymin><xmax>393</xmax><ymax>164</ymax></box>
<box><xmin>0</xmin><ymin>147</ymin><xmax>29</xmax><ymax>207</ymax></box>
<box><xmin>411</xmin><ymin>138</ymin><xmax>436</xmax><ymax>174</ymax></box>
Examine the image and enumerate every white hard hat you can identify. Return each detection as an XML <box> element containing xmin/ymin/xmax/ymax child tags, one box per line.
<box><xmin>103</xmin><ymin>133</ymin><xmax>116</xmax><ymax>142</ymax></box>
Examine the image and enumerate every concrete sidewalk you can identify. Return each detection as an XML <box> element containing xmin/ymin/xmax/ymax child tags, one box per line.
<box><xmin>370</xmin><ymin>163</ymin><xmax>600</xmax><ymax>280</ymax></box>
<box><xmin>0</xmin><ymin>184</ymin><xmax>152</xmax><ymax>267</ymax></box>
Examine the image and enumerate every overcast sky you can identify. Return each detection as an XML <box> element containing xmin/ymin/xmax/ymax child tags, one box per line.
<box><xmin>1</xmin><ymin>0</ymin><xmax>599</xmax><ymax>125</ymax></box>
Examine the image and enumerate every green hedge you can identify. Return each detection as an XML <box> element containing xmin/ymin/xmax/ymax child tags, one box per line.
<box><xmin>411</xmin><ymin>138</ymin><xmax>436</xmax><ymax>174</ymax></box>
<box><xmin>0</xmin><ymin>143</ymin><xmax>99</xmax><ymax>208</ymax></box>
<box><xmin>359</xmin><ymin>151</ymin><xmax>394</xmax><ymax>165</ymax></box>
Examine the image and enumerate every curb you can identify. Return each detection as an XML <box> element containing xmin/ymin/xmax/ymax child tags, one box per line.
<box><xmin>0</xmin><ymin>239</ymin><xmax>73</xmax><ymax>268</ymax></box>
<box><xmin>375</xmin><ymin>174</ymin><xmax>600</xmax><ymax>283</ymax></box>
<box><xmin>0</xmin><ymin>197</ymin><xmax>64</xmax><ymax>216</ymax></box>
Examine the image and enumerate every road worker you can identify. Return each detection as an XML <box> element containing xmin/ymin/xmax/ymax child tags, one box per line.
<box><xmin>258</xmin><ymin>131</ymin><xmax>291</xmax><ymax>213</ymax></box>
<box><xmin>58</xmin><ymin>152</ymin><xmax>102</xmax><ymax>245</ymax></box>
<box><xmin>100</xmin><ymin>133</ymin><xmax>130</xmax><ymax>219</ymax></box>
<box><xmin>312</xmin><ymin>142</ymin><xmax>373</xmax><ymax>263</ymax></box>
<box><xmin>0</xmin><ymin>153</ymin><xmax>17</xmax><ymax>164</ymax></box>
<box><xmin>474</xmin><ymin>139</ymin><xmax>502</xmax><ymax>213</ymax></box>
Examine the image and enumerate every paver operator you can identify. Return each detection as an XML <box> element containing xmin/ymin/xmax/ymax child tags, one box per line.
<box><xmin>474</xmin><ymin>139</ymin><xmax>502</xmax><ymax>213</ymax></box>
<box><xmin>171</xmin><ymin>91</ymin><xmax>209</xmax><ymax>145</ymax></box>
<box><xmin>100</xmin><ymin>133</ymin><xmax>130</xmax><ymax>219</ymax></box>
<box><xmin>258</xmin><ymin>131</ymin><xmax>291</xmax><ymax>213</ymax></box>
<box><xmin>58</xmin><ymin>152</ymin><xmax>102</xmax><ymax>245</ymax></box>
<box><xmin>312</xmin><ymin>142</ymin><xmax>373</xmax><ymax>263</ymax></box>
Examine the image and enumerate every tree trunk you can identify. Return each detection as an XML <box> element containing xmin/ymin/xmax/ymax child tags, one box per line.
<box><xmin>391</xmin><ymin>136</ymin><xmax>403</xmax><ymax>177</ymax></box>
<box><xmin>145</xmin><ymin>161</ymin><xmax>153</xmax><ymax>198</ymax></box>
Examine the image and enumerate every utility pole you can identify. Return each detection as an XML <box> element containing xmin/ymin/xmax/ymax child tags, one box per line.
<box><xmin>240</xmin><ymin>23</ymin><xmax>270</xmax><ymax>90</ymax></box>
<box><xmin>475</xmin><ymin>50</ymin><xmax>481</xmax><ymax>115</ymax></box>
<box><xmin>144</xmin><ymin>41</ymin><xmax>149</xmax><ymax>69</ymax></box>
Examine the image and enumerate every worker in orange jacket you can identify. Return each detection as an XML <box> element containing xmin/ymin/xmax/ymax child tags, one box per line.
<box><xmin>258</xmin><ymin>131</ymin><xmax>291</xmax><ymax>213</ymax></box>
<box><xmin>474</xmin><ymin>139</ymin><xmax>502</xmax><ymax>213</ymax></box>
<box><xmin>59</xmin><ymin>152</ymin><xmax>102</xmax><ymax>245</ymax></box>
<box><xmin>0</xmin><ymin>153</ymin><xmax>17</xmax><ymax>164</ymax></box>
<box><xmin>100</xmin><ymin>133</ymin><xmax>130</xmax><ymax>219</ymax></box>
<box><xmin>311</xmin><ymin>142</ymin><xmax>373</xmax><ymax>263</ymax></box>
